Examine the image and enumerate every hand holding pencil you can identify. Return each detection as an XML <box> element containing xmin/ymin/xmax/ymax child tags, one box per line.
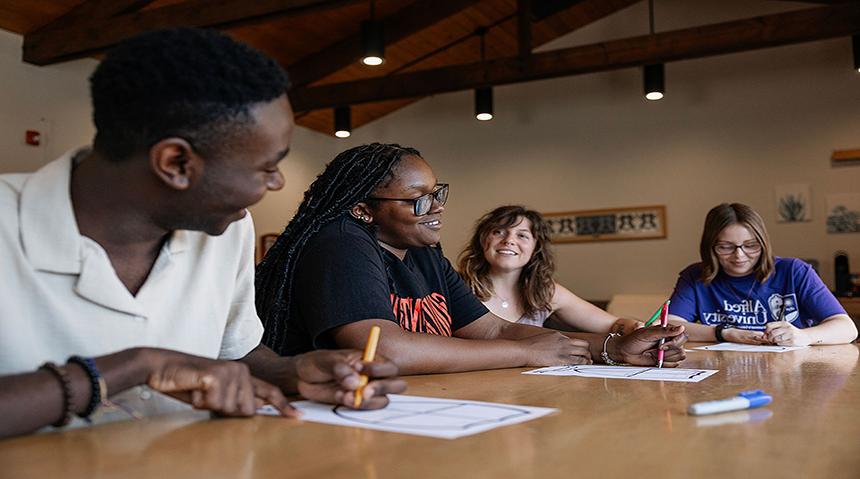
<box><xmin>354</xmin><ymin>325</ymin><xmax>381</xmax><ymax>407</ymax></box>
<box><xmin>292</xmin><ymin>331</ymin><xmax>407</xmax><ymax>410</ymax></box>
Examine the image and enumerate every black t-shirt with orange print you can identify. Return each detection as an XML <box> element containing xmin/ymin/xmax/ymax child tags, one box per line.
<box><xmin>282</xmin><ymin>216</ymin><xmax>488</xmax><ymax>355</ymax></box>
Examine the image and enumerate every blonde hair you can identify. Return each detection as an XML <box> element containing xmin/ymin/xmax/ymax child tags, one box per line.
<box><xmin>457</xmin><ymin>205</ymin><xmax>555</xmax><ymax>318</ymax></box>
<box><xmin>700</xmin><ymin>203</ymin><xmax>774</xmax><ymax>284</ymax></box>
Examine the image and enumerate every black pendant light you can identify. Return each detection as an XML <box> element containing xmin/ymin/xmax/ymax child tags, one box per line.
<box><xmin>475</xmin><ymin>87</ymin><xmax>493</xmax><ymax>121</ymax></box>
<box><xmin>361</xmin><ymin>1</ymin><xmax>384</xmax><ymax>66</ymax></box>
<box><xmin>643</xmin><ymin>0</ymin><xmax>664</xmax><ymax>101</ymax></box>
<box><xmin>474</xmin><ymin>27</ymin><xmax>493</xmax><ymax>121</ymax></box>
<box><xmin>644</xmin><ymin>64</ymin><xmax>664</xmax><ymax>101</ymax></box>
<box><xmin>334</xmin><ymin>106</ymin><xmax>351</xmax><ymax>138</ymax></box>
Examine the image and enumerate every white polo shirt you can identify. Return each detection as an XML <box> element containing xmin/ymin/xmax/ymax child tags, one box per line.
<box><xmin>0</xmin><ymin>148</ymin><xmax>264</xmax><ymax>377</ymax></box>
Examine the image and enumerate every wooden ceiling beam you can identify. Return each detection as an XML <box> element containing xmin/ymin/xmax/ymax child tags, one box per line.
<box><xmin>33</xmin><ymin>0</ymin><xmax>157</xmax><ymax>33</ymax></box>
<box><xmin>544</xmin><ymin>0</ymin><xmax>642</xmax><ymax>34</ymax></box>
<box><xmin>22</xmin><ymin>0</ymin><xmax>361</xmax><ymax>65</ymax></box>
<box><xmin>782</xmin><ymin>1</ymin><xmax>859</xmax><ymax>4</ymax></box>
<box><xmin>290</xmin><ymin>4</ymin><xmax>860</xmax><ymax>112</ymax></box>
<box><xmin>518</xmin><ymin>0</ymin><xmax>532</xmax><ymax>63</ymax></box>
<box><xmin>295</xmin><ymin>0</ymin><xmax>641</xmax><ymax>132</ymax></box>
<box><xmin>287</xmin><ymin>0</ymin><xmax>483</xmax><ymax>88</ymax></box>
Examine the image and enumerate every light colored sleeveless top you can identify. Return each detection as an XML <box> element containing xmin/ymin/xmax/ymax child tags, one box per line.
<box><xmin>516</xmin><ymin>309</ymin><xmax>552</xmax><ymax>327</ymax></box>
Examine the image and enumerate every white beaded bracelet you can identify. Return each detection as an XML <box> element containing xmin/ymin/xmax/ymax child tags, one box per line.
<box><xmin>600</xmin><ymin>332</ymin><xmax>628</xmax><ymax>366</ymax></box>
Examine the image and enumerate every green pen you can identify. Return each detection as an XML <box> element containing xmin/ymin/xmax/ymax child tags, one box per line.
<box><xmin>643</xmin><ymin>300</ymin><xmax>668</xmax><ymax>327</ymax></box>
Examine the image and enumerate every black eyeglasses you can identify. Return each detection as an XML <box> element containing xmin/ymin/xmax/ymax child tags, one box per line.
<box><xmin>368</xmin><ymin>184</ymin><xmax>449</xmax><ymax>216</ymax></box>
<box><xmin>714</xmin><ymin>241</ymin><xmax>762</xmax><ymax>256</ymax></box>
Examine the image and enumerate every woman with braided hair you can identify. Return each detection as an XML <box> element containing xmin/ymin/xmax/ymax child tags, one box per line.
<box><xmin>256</xmin><ymin>143</ymin><xmax>688</xmax><ymax>374</ymax></box>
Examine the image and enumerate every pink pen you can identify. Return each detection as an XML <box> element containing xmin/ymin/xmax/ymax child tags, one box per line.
<box><xmin>657</xmin><ymin>300</ymin><xmax>670</xmax><ymax>368</ymax></box>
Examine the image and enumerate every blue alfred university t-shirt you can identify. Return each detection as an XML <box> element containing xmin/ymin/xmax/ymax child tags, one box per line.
<box><xmin>669</xmin><ymin>257</ymin><xmax>846</xmax><ymax>330</ymax></box>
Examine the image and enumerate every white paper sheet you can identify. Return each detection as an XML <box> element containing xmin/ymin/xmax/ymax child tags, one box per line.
<box><xmin>257</xmin><ymin>394</ymin><xmax>557</xmax><ymax>440</ymax></box>
<box><xmin>522</xmin><ymin>365</ymin><xmax>718</xmax><ymax>382</ymax></box>
<box><xmin>693</xmin><ymin>343</ymin><xmax>808</xmax><ymax>353</ymax></box>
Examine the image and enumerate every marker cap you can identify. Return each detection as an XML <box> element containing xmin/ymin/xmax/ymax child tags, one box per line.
<box><xmin>738</xmin><ymin>390</ymin><xmax>772</xmax><ymax>408</ymax></box>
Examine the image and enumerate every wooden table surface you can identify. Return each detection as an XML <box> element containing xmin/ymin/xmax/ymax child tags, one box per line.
<box><xmin>2</xmin><ymin>343</ymin><xmax>859</xmax><ymax>479</ymax></box>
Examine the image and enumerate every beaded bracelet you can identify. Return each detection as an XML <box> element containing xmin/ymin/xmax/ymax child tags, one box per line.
<box><xmin>39</xmin><ymin>362</ymin><xmax>73</xmax><ymax>427</ymax></box>
<box><xmin>601</xmin><ymin>333</ymin><xmax>628</xmax><ymax>366</ymax></box>
<box><xmin>68</xmin><ymin>356</ymin><xmax>104</xmax><ymax>421</ymax></box>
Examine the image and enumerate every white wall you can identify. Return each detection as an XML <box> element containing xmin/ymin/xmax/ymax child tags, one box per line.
<box><xmin>2</xmin><ymin>0</ymin><xmax>858</xmax><ymax>300</ymax></box>
<box><xmin>0</xmin><ymin>29</ymin><xmax>96</xmax><ymax>173</ymax></box>
<box><xmin>305</xmin><ymin>1</ymin><xmax>860</xmax><ymax>298</ymax></box>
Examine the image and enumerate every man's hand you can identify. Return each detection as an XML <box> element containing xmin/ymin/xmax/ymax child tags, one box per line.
<box><xmin>144</xmin><ymin>349</ymin><xmax>295</xmax><ymax>417</ymax></box>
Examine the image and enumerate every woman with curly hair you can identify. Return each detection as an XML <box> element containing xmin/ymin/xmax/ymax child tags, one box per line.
<box><xmin>458</xmin><ymin>205</ymin><xmax>641</xmax><ymax>334</ymax></box>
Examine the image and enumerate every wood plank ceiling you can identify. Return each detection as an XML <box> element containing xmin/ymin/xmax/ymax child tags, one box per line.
<box><xmin>1</xmin><ymin>0</ymin><xmax>858</xmax><ymax>136</ymax></box>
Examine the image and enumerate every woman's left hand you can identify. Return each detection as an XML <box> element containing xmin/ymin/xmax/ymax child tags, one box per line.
<box><xmin>764</xmin><ymin>322</ymin><xmax>810</xmax><ymax>346</ymax></box>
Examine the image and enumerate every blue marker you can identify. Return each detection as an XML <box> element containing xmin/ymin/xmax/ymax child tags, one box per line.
<box><xmin>688</xmin><ymin>390</ymin><xmax>772</xmax><ymax>416</ymax></box>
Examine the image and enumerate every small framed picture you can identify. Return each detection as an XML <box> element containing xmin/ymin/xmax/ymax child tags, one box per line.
<box><xmin>258</xmin><ymin>233</ymin><xmax>279</xmax><ymax>262</ymax></box>
<box><xmin>542</xmin><ymin>205</ymin><xmax>667</xmax><ymax>243</ymax></box>
<box><xmin>774</xmin><ymin>183</ymin><xmax>811</xmax><ymax>223</ymax></box>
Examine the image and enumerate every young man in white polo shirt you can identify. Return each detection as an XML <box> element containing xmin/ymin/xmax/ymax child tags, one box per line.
<box><xmin>0</xmin><ymin>28</ymin><xmax>405</xmax><ymax>439</ymax></box>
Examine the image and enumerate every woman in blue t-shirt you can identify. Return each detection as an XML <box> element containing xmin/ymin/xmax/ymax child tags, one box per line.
<box><xmin>256</xmin><ymin>143</ymin><xmax>689</xmax><ymax>374</ymax></box>
<box><xmin>668</xmin><ymin>203</ymin><xmax>857</xmax><ymax>345</ymax></box>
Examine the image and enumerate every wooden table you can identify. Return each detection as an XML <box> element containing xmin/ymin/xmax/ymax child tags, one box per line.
<box><xmin>2</xmin><ymin>344</ymin><xmax>860</xmax><ymax>479</ymax></box>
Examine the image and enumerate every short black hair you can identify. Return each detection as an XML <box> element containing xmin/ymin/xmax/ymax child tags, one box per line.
<box><xmin>90</xmin><ymin>28</ymin><xmax>291</xmax><ymax>161</ymax></box>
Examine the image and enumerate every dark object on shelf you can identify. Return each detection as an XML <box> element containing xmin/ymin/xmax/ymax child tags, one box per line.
<box><xmin>835</xmin><ymin>252</ymin><xmax>852</xmax><ymax>296</ymax></box>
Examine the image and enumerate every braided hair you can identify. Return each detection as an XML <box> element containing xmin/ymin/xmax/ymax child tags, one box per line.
<box><xmin>256</xmin><ymin>143</ymin><xmax>421</xmax><ymax>354</ymax></box>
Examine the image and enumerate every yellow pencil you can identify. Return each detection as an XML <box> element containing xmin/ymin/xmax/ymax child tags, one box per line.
<box><xmin>353</xmin><ymin>325</ymin><xmax>381</xmax><ymax>408</ymax></box>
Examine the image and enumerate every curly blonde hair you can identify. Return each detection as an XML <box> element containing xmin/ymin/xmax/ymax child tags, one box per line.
<box><xmin>457</xmin><ymin>205</ymin><xmax>555</xmax><ymax>318</ymax></box>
